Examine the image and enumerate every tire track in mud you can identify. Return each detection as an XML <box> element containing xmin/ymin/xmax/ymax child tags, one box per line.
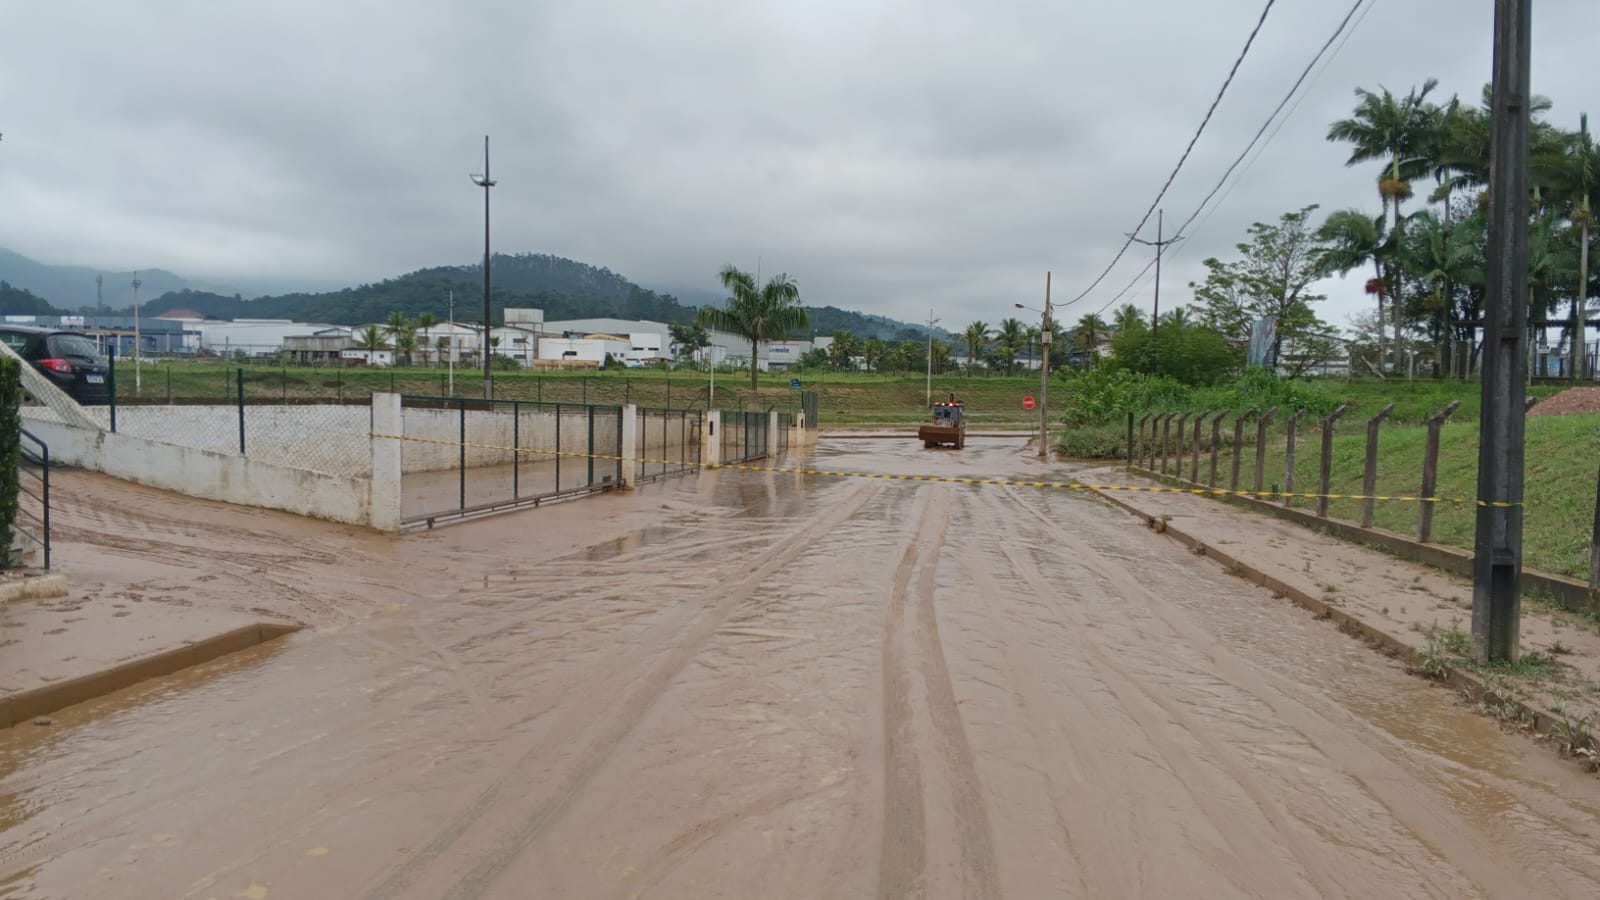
<box><xmin>357</xmin><ymin>483</ymin><xmax>883</xmax><ymax>900</ymax></box>
<box><xmin>878</xmin><ymin>485</ymin><xmax>1001</xmax><ymax>900</ymax></box>
<box><xmin>1001</xmin><ymin>485</ymin><xmax>1569</xmax><ymax>898</ymax></box>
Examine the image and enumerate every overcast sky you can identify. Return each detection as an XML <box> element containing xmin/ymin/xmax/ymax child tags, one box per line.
<box><xmin>2</xmin><ymin>0</ymin><xmax>1596</xmax><ymax>330</ymax></box>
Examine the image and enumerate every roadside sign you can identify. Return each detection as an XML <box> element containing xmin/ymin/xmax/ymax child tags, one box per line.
<box><xmin>789</xmin><ymin>378</ymin><xmax>802</xmax><ymax>389</ymax></box>
<box><xmin>1023</xmin><ymin>395</ymin><xmax>1036</xmax><ymax>410</ymax></box>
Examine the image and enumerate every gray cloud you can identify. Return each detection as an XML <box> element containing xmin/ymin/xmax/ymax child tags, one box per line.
<box><xmin>2</xmin><ymin>0</ymin><xmax>1596</xmax><ymax>330</ymax></box>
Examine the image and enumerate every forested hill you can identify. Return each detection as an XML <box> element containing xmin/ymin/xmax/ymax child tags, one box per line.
<box><xmin>2</xmin><ymin>247</ymin><xmax>928</xmax><ymax>339</ymax></box>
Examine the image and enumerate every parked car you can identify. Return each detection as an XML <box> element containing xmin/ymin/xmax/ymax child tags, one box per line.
<box><xmin>0</xmin><ymin>325</ymin><xmax>111</xmax><ymax>405</ymax></box>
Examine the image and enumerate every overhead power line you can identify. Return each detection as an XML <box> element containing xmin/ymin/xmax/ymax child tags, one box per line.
<box><xmin>1083</xmin><ymin>0</ymin><xmax>1376</xmax><ymax>318</ymax></box>
<box><xmin>1060</xmin><ymin>0</ymin><xmax>1278</xmax><ymax>310</ymax></box>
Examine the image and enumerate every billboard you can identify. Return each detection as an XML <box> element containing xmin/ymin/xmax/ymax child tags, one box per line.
<box><xmin>1246</xmin><ymin>316</ymin><xmax>1278</xmax><ymax>368</ymax></box>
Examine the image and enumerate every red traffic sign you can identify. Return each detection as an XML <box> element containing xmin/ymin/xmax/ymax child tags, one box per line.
<box><xmin>1022</xmin><ymin>395</ymin><xmax>1036</xmax><ymax>410</ymax></box>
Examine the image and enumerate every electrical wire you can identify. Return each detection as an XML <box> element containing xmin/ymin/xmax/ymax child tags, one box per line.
<box><xmin>1060</xmin><ymin>0</ymin><xmax>1279</xmax><ymax>310</ymax></box>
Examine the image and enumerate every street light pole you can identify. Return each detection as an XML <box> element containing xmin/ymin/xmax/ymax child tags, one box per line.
<box><xmin>131</xmin><ymin>271</ymin><xmax>142</xmax><ymax>394</ymax></box>
<box><xmin>470</xmin><ymin>136</ymin><xmax>497</xmax><ymax>400</ymax></box>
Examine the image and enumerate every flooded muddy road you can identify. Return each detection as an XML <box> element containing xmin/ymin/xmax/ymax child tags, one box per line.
<box><xmin>4</xmin><ymin>438</ymin><xmax>1600</xmax><ymax>899</ymax></box>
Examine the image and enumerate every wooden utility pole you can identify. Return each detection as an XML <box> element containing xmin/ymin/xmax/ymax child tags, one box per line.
<box><xmin>1473</xmin><ymin>0</ymin><xmax>1532</xmax><ymax>664</ymax></box>
<box><xmin>1129</xmin><ymin>210</ymin><xmax>1181</xmax><ymax>341</ymax></box>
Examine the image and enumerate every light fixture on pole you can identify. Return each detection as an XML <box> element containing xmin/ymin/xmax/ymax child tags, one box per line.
<box><xmin>1017</xmin><ymin>270</ymin><xmax>1052</xmax><ymax>459</ymax></box>
<box><xmin>470</xmin><ymin>136</ymin><xmax>496</xmax><ymax>400</ymax></box>
<box><xmin>925</xmin><ymin>309</ymin><xmax>940</xmax><ymax>406</ymax></box>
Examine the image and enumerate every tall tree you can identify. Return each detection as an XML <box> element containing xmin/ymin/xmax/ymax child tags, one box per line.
<box><xmin>1192</xmin><ymin>205</ymin><xmax>1338</xmax><ymax>375</ymax></box>
<box><xmin>1540</xmin><ymin>112</ymin><xmax>1599</xmax><ymax>378</ymax></box>
<box><xmin>961</xmin><ymin>321</ymin><xmax>990</xmax><ymax>375</ymax></box>
<box><xmin>1327</xmin><ymin>79</ymin><xmax>1442</xmax><ymax>369</ymax></box>
<box><xmin>384</xmin><ymin>312</ymin><xmax>415</xmax><ymax>366</ymax></box>
<box><xmin>416</xmin><ymin>312</ymin><xmax>438</xmax><ymax>366</ymax></box>
<box><xmin>1074</xmin><ymin>313</ymin><xmax>1109</xmax><ymax>352</ymax></box>
<box><xmin>1112</xmin><ymin>304</ymin><xmax>1146</xmax><ymax>336</ymax></box>
<box><xmin>668</xmin><ymin>321</ymin><xmax>711</xmax><ymax>364</ymax></box>
<box><xmin>828</xmin><ymin>329</ymin><xmax>861</xmax><ymax>370</ymax></box>
<box><xmin>862</xmin><ymin>338</ymin><xmax>885</xmax><ymax>373</ymax></box>
<box><xmin>696</xmin><ymin>265</ymin><xmax>807</xmax><ymax>393</ymax></box>
<box><xmin>995</xmin><ymin>318</ymin><xmax>1026</xmax><ymax>375</ymax></box>
<box><xmin>1318</xmin><ymin>208</ymin><xmax>1390</xmax><ymax>370</ymax></box>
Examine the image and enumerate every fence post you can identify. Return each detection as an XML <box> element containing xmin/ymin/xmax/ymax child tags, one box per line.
<box><xmin>1591</xmin><ymin>463</ymin><xmax>1600</xmax><ymax>591</ymax></box>
<box><xmin>1361</xmin><ymin>402</ymin><xmax>1396</xmax><ymax>527</ymax></box>
<box><xmin>554</xmin><ymin>403</ymin><xmax>562</xmax><ymax>493</ymax></box>
<box><xmin>108</xmin><ymin>354</ymin><xmax>117</xmax><ymax>433</ymax></box>
<box><xmin>512</xmin><ymin>399</ymin><xmax>520</xmax><ymax>500</ymax></box>
<box><xmin>337</xmin><ymin>368</ymin><xmax>343</xmax><ymax>403</ymax></box>
<box><xmin>1190</xmin><ymin>412</ymin><xmax>1210</xmax><ymax>482</ymax></box>
<box><xmin>1418</xmin><ymin>400</ymin><xmax>1461</xmax><ymax>541</ymax></box>
<box><xmin>281</xmin><ymin>365</ymin><xmax>287</xmax><ymax>403</ymax></box>
<box><xmin>1126</xmin><ymin>411</ymin><xmax>1135</xmax><ymax>469</ymax></box>
<box><xmin>458</xmin><ymin>398</ymin><xmax>467</xmax><ymax>512</ymax></box>
<box><xmin>166</xmin><ymin>364</ymin><xmax>172</xmax><ymax>404</ymax></box>
<box><xmin>582</xmin><ymin>377</ymin><xmax>588</xmax><ymax>406</ymax></box>
<box><xmin>1230</xmin><ymin>409</ymin><xmax>1255</xmax><ymax>492</ymax></box>
<box><xmin>1165</xmin><ymin>413</ymin><xmax>1185</xmax><ymax>475</ymax></box>
<box><xmin>1253</xmin><ymin>408</ymin><xmax>1277</xmax><ymax>496</ymax></box>
<box><xmin>1135</xmin><ymin>414</ymin><xmax>1149</xmax><ymax>469</ymax></box>
<box><xmin>1317</xmin><ymin>404</ymin><xmax>1349</xmax><ymax>517</ymax></box>
<box><xmin>587</xmin><ymin>405</ymin><xmax>596</xmax><ymax>487</ymax></box>
<box><xmin>1208</xmin><ymin>411</ymin><xmax>1224</xmax><ymax>487</ymax></box>
<box><xmin>1156</xmin><ymin>414</ymin><xmax>1170</xmax><ymax>473</ymax></box>
<box><xmin>236</xmin><ymin>368</ymin><xmax>245</xmax><ymax>455</ymax></box>
<box><xmin>1283</xmin><ymin>409</ymin><xmax>1306</xmax><ymax>507</ymax></box>
<box><xmin>621</xmin><ymin>404</ymin><xmax>637</xmax><ymax>487</ymax></box>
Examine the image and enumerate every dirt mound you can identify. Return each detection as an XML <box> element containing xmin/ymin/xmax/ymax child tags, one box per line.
<box><xmin>1529</xmin><ymin>386</ymin><xmax>1600</xmax><ymax>416</ymax></box>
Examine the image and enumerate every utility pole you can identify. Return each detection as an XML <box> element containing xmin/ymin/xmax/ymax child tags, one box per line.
<box><xmin>1473</xmin><ymin>0</ymin><xmax>1532</xmax><ymax>665</ymax></box>
<box><xmin>1040</xmin><ymin>272</ymin><xmax>1052</xmax><ymax>459</ymax></box>
<box><xmin>447</xmin><ymin>289</ymin><xmax>455</xmax><ymax>397</ymax></box>
<box><xmin>925</xmin><ymin>308</ymin><xmax>939</xmax><ymax>406</ymax></box>
<box><xmin>131</xmin><ymin>272</ymin><xmax>142</xmax><ymax>393</ymax></box>
<box><xmin>1129</xmin><ymin>209</ymin><xmax>1181</xmax><ymax>341</ymax></box>
<box><xmin>470</xmin><ymin>135</ymin><xmax>496</xmax><ymax>400</ymax></box>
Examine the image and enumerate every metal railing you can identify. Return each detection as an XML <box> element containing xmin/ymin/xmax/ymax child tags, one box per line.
<box><xmin>16</xmin><ymin>429</ymin><xmax>50</xmax><ymax>569</ymax></box>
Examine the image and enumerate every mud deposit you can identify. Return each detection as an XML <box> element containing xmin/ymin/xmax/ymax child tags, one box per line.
<box><xmin>3</xmin><ymin>441</ymin><xmax>1600</xmax><ymax>898</ymax></box>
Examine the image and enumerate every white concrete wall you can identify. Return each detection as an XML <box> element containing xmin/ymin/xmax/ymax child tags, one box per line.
<box><xmin>24</xmin><ymin>417</ymin><xmax>374</xmax><ymax>527</ymax></box>
<box><xmin>80</xmin><ymin>404</ymin><xmax>373</xmax><ymax>478</ymax></box>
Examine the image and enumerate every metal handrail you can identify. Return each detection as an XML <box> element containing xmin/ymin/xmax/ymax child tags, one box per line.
<box><xmin>16</xmin><ymin>428</ymin><xmax>50</xmax><ymax>569</ymax></box>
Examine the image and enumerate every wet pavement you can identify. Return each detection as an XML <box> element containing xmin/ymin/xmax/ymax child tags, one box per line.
<box><xmin>3</xmin><ymin>439</ymin><xmax>1600</xmax><ymax>899</ymax></box>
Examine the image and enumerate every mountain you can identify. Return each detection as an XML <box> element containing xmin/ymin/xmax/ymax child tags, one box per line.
<box><xmin>0</xmin><ymin>246</ymin><xmax>222</xmax><ymax>312</ymax></box>
<box><xmin>0</xmin><ymin>246</ymin><xmax>933</xmax><ymax>339</ymax></box>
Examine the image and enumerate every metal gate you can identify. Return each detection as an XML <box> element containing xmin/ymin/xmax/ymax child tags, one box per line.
<box><xmin>635</xmin><ymin>407</ymin><xmax>703</xmax><ymax>482</ymax></box>
<box><xmin>399</xmin><ymin>396</ymin><xmax>623</xmax><ymax>525</ymax></box>
<box><xmin>775</xmin><ymin>412</ymin><xmax>792</xmax><ymax>454</ymax></box>
<box><xmin>720</xmin><ymin>410</ymin><xmax>769</xmax><ymax>464</ymax></box>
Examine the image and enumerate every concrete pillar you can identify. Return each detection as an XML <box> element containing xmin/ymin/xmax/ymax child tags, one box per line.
<box><xmin>620</xmin><ymin>403</ymin><xmax>638</xmax><ymax>487</ymax></box>
<box><xmin>369</xmin><ymin>392</ymin><xmax>403</xmax><ymax>531</ymax></box>
<box><xmin>702</xmin><ymin>410</ymin><xmax>722</xmax><ymax>467</ymax></box>
<box><xmin>768</xmin><ymin>410</ymin><xmax>780</xmax><ymax>456</ymax></box>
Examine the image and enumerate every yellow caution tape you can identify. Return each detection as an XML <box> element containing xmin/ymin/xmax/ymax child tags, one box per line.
<box><xmin>369</xmin><ymin>432</ymin><xmax>1517</xmax><ymax>507</ymax></box>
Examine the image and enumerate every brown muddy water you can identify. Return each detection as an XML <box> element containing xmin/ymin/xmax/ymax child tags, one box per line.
<box><xmin>2</xmin><ymin>439</ymin><xmax>1599</xmax><ymax>899</ymax></box>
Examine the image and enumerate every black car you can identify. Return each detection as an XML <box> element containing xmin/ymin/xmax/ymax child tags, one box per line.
<box><xmin>0</xmin><ymin>325</ymin><xmax>111</xmax><ymax>405</ymax></box>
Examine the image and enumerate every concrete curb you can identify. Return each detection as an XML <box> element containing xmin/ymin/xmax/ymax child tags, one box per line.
<box><xmin>1089</xmin><ymin>487</ymin><xmax>1572</xmax><ymax>744</ymax></box>
<box><xmin>0</xmin><ymin>573</ymin><xmax>68</xmax><ymax>605</ymax></box>
<box><xmin>0</xmin><ymin>622</ymin><xmax>300</xmax><ymax>729</ymax></box>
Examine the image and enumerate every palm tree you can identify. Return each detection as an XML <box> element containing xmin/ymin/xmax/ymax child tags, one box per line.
<box><xmin>1327</xmin><ymin>79</ymin><xmax>1442</xmax><ymax>369</ymax></box>
<box><xmin>995</xmin><ymin>318</ymin><xmax>1026</xmax><ymax>376</ymax></box>
<box><xmin>416</xmin><ymin>312</ymin><xmax>438</xmax><ymax>366</ymax></box>
<box><xmin>862</xmin><ymin>338</ymin><xmax>885</xmax><ymax>373</ymax></box>
<box><xmin>353</xmin><ymin>325</ymin><xmax>388</xmax><ymax>364</ymax></box>
<box><xmin>1318</xmin><ymin>208</ymin><xmax>1391</xmax><ymax>369</ymax></box>
<box><xmin>696</xmin><ymin>265</ymin><xmax>807</xmax><ymax>394</ymax></box>
<box><xmin>1024</xmin><ymin>325</ymin><xmax>1041</xmax><ymax>372</ymax></box>
<box><xmin>829</xmin><ymin>329</ymin><xmax>862</xmax><ymax>370</ymax></box>
<box><xmin>434</xmin><ymin>334</ymin><xmax>450</xmax><ymax>364</ymax></box>
<box><xmin>384</xmin><ymin>312</ymin><xmax>415</xmax><ymax>367</ymax></box>
<box><xmin>961</xmin><ymin>321</ymin><xmax>990</xmax><ymax>375</ymax></box>
<box><xmin>1399</xmin><ymin>210</ymin><xmax>1479</xmax><ymax>374</ymax></box>
<box><xmin>1112</xmin><ymin>304</ymin><xmax>1146</xmax><ymax>336</ymax></box>
<box><xmin>1074</xmin><ymin>313</ymin><xmax>1109</xmax><ymax>352</ymax></box>
<box><xmin>1540</xmin><ymin>113</ymin><xmax>1599</xmax><ymax>378</ymax></box>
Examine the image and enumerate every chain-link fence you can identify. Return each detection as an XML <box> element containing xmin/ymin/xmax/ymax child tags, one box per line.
<box><xmin>720</xmin><ymin>411</ymin><xmax>771</xmax><ymax>464</ymax></box>
<box><xmin>399</xmin><ymin>396</ymin><xmax>625</xmax><ymax>524</ymax></box>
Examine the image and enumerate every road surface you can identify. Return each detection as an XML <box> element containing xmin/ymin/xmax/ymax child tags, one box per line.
<box><xmin>3</xmin><ymin>438</ymin><xmax>1599</xmax><ymax>899</ymax></box>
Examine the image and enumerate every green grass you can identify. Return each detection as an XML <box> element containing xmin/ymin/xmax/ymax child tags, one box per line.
<box><xmin>1193</xmin><ymin>413</ymin><xmax>1600</xmax><ymax>580</ymax></box>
